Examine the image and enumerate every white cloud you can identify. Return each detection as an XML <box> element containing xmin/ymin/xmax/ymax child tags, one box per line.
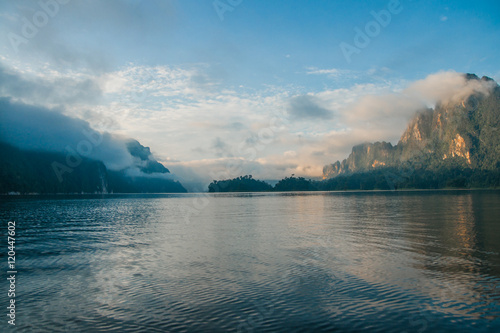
<box><xmin>305</xmin><ymin>67</ymin><xmax>396</xmax><ymax>83</ymax></box>
<box><xmin>306</xmin><ymin>68</ymin><xmax>341</xmax><ymax>76</ymax></box>
<box><xmin>2</xmin><ymin>60</ymin><xmax>496</xmax><ymax>187</ymax></box>
<box><xmin>405</xmin><ymin>71</ymin><xmax>496</xmax><ymax>106</ymax></box>
<box><xmin>306</xmin><ymin>67</ymin><xmax>354</xmax><ymax>78</ymax></box>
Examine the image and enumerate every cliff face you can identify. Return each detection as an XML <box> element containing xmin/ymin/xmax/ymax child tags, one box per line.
<box><xmin>323</xmin><ymin>141</ymin><xmax>395</xmax><ymax>179</ymax></box>
<box><xmin>323</xmin><ymin>74</ymin><xmax>500</xmax><ymax>179</ymax></box>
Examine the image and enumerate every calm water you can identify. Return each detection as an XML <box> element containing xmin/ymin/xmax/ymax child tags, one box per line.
<box><xmin>1</xmin><ymin>190</ymin><xmax>500</xmax><ymax>332</ymax></box>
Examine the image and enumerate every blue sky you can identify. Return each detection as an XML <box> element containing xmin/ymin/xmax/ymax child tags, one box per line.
<box><xmin>0</xmin><ymin>0</ymin><xmax>499</xmax><ymax>186</ymax></box>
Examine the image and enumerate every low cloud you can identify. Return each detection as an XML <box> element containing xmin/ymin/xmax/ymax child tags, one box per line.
<box><xmin>313</xmin><ymin>71</ymin><xmax>497</xmax><ymax>145</ymax></box>
<box><xmin>160</xmin><ymin>71</ymin><xmax>499</xmax><ymax>183</ymax></box>
<box><xmin>211</xmin><ymin>137</ymin><xmax>232</xmax><ymax>158</ymax></box>
<box><xmin>0</xmin><ymin>97</ymin><xmax>132</xmax><ymax>170</ymax></box>
<box><xmin>279</xmin><ymin>71</ymin><xmax>498</xmax><ymax>176</ymax></box>
<box><xmin>405</xmin><ymin>71</ymin><xmax>496</xmax><ymax>106</ymax></box>
<box><xmin>0</xmin><ymin>96</ymin><xmax>191</xmax><ymax>187</ymax></box>
<box><xmin>167</xmin><ymin>157</ymin><xmax>299</xmax><ymax>189</ymax></box>
<box><xmin>1</xmin><ymin>60</ymin><xmax>496</xmax><ymax>186</ymax></box>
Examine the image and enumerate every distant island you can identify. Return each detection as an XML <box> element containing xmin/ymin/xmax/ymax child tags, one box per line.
<box><xmin>210</xmin><ymin>74</ymin><xmax>500</xmax><ymax>192</ymax></box>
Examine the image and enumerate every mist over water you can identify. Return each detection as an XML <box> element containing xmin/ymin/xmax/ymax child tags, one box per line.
<box><xmin>1</xmin><ymin>190</ymin><xmax>500</xmax><ymax>332</ymax></box>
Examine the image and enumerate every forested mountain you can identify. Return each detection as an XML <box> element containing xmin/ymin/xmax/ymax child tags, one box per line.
<box><xmin>323</xmin><ymin>74</ymin><xmax>500</xmax><ymax>179</ymax></box>
<box><xmin>0</xmin><ymin>141</ymin><xmax>186</xmax><ymax>194</ymax></box>
<box><xmin>0</xmin><ymin>97</ymin><xmax>187</xmax><ymax>194</ymax></box>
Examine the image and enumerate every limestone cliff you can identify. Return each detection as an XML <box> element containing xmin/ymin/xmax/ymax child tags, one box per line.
<box><xmin>323</xmin><ymin>74</ymin><xmax>500</xmax><ymax>179</ymax></box>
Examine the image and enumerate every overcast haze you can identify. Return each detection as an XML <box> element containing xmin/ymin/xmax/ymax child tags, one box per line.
<box><xmin>1</xmin><ymin>0</ymin><xmax>499</xmax><ymax>187</ymax></box>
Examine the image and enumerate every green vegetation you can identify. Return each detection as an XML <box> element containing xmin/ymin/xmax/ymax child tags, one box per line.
<box><xmin>208</xmin><ymin>169</ymin><xmax>500</xmax><ymax>192</ymax></box>
<box><xmin>323</xmin><ymin>76</ymin><xmax>500</xmax><ymax>179</ymax></box>
<box><xmin>107</xmin><ymin>170</ymin><xmax>186</xmax><ymax>193</ymax></box>
<box><xmin>319</xmin><ymin>168</ymin><xmax>500</xmax><ymax>191</ymax></box>
<box><xmin>208</xmin><ymin>175</ymin><xmax>272</xmax><ymax>192</ymax></box>
<box><xmin>274</xmin><ymin>176</ymin><xmax>317</xmax><ymax>191</ymax></box>
<box><xmin>0</xmin><ymin>142</ymin><xmax>187</xmax><ymax>194</ymax></box>
<box><xmin>3</xmin><ymin>74</ymin><xmax>499</xmax><ymax>194</ymax></box>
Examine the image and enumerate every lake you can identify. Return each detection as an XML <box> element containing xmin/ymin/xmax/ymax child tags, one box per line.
<box><xmin>1</xmin><ymin>190</ymin><xmax>500</xmax><ymax>332</ymax></box>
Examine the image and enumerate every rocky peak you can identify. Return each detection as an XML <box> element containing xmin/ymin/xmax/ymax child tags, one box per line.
<box><xmin>126</xmin><ymin>139</ymin><xmax>170</xmax><ymax>174</ymax></box>
<box><xmin>323</xmin><ymin>74</ymin><xmax>500</xmax><ymax>179</ymax></box>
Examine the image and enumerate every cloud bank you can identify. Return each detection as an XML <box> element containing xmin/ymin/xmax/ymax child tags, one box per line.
<box><xmin>335</xmin><ymin>71</ymin><xmax>496</xmax><ymax>135</ymax></box>
<box><xmin>1</xmin><ymin>57</ymin><xmax>497</xmax><ymax>188</ymax></box>
<box><xmin>0</xmin><ymin>97</ymin><xmax>132</xmax><ymax>170</ymax></box>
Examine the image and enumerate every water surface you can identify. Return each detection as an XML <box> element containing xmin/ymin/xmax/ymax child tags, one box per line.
<box><xmin>1</xmin><ymin>190</ymin><xmax>500</xmax><ymax>332</ymax></box>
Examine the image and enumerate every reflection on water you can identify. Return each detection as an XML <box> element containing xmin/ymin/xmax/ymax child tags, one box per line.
<box><xmin>1</xmin><ymin>190</ymin><xmax>500</xmax><ymax>332</ymax></box>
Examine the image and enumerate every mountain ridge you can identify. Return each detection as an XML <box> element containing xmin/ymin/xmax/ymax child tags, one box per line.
<box><xmin>0</xmin><ymin>141</ymin><xmax>187</xmax><ymax>194</ymax></box>
<box><xmin>0</xmin><ymin>97</ymin><xmax>187</xmax><ymax>194</ymax></box>
<box><xmin>323</xmin><ymin>74</ymin><xmax>500</xmax><ymax>179</ymax></box>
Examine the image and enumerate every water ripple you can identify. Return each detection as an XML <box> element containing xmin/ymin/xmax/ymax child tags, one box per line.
<box><xmin>1</xmin><ymin>191</ymin><xmax>500</xmax><ymax>332</ymax></box>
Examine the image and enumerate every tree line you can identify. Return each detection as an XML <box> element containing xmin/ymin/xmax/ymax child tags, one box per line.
<box><xmin>208</xmin><ymin>168</ymin><xmax>500</xmax><ymax>192</ymax></box>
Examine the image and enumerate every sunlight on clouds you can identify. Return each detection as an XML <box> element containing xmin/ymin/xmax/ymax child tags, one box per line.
<box><xmin>405</xmin><ymin>71</ymin><xmax>496</xmax><ymax>106</ymax></box>
<box><xmin>1</xmin><ymin>58</ymin><xmax>493</xmax><ymax>183</ymax></box>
